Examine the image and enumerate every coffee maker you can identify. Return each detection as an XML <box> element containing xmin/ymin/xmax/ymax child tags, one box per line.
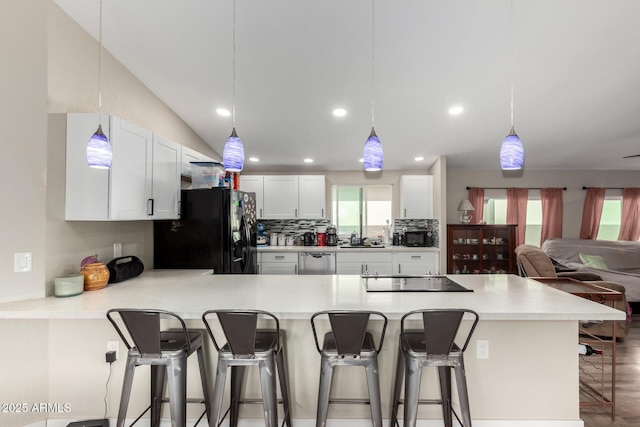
<box><xmin>326</xmin><ymin>225</ymin><xmax>338</xmax><ymax>246</ymax></box>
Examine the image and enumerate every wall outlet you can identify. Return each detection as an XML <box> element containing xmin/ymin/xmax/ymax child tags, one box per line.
<box><xmin>477</xmin><ymin>339</ymin><xmax>489</xmax><ymax>359</ymax></box>
<box><xmin>107</xmin><ymin>340</ymin><xmax>119</xmax><ymax>360</ymax></box>
<box><xmin>14</xmin><ymin>252</ymin><xmax>32</xmax><ymax>273</ymax></box>
<box><xmin>113</xmin><ymin>243</ymin><xmax>122</xmax><ymax>258</ymax></box>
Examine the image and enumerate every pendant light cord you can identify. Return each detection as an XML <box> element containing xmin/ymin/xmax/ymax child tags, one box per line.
<box><xmin>98</xmin><ymin>0</ymin><xmax>103</xmax><ymax>113</ymax></box>
<box><xmin>232</xmin><ymin>0</ymin><xmax>237</xmax><ymax>129</ymax></box>
<box><xmin>371</xmin><ymin>0</ymin><xmax>376</xmax><ymax>128</ymax></box>
<box><xmin>509</xmin><ymin>0</ymin><xmax>514</xmax><ymax>128</ymax></box>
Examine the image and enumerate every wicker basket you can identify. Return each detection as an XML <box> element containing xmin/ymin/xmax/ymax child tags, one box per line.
<box><xmin>80</xmin><ymin>262</ymin><xmax>110</xmax><ymax>291</ymax></box>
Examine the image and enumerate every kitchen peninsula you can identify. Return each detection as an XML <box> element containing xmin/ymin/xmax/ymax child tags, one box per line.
<box><xmin>0</xmin><ymin>272</ymin><xmax>623</xmax><ymax>427</ymax></box>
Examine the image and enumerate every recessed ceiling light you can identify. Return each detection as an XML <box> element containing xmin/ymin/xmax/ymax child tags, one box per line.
<box><xmin>249</xmin><ymin>157</ymin><xmax>259</xmax><ymax>162</ymax></box>
<box><xmin>358</xmin><ymin>158</ymin><xmax>364</xmax><ymax>163</ymax></box>
<box><xmin>304</xmin><ymin>158</ymin><xmax>314</xmax><ymax>163</ymax></box>
<box><xmin>333</xmin><ymin>108</ymin><xmax>347</xmax><ymax>117</ymax></box>
<box><xmin>216</xmin><ymin>108</ymin><xmax>231</xmax><ymax>117</ymax></box>
<box><xmin>449</xmin><ymin>106</ymin><xmax>464</xmax><ymax>115</ymax></box>
<box><xmin>415</xmin><ymin>156</ymin><xmax>424</xmax><ymax>161</ymax></box>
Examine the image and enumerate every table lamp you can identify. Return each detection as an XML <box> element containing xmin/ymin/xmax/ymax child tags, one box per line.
<box><xmin>457</xmin><ymin>199</ymin><xmax>475</xmax><ymax>224</ymax></box>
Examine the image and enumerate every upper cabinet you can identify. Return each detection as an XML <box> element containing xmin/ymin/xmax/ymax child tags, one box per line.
<box><xmin>181</xmin><ymin>146</ymin><xmax>214</xmax><ymax>178</ymax></box>
<box><xmin>240</xmin><ymin>175</ymin><xmax>265</xmax><ymax>218</ymax></box>
<box><xmin>240</xmin><ymin>175</ymin><xmax>326</xmax><ymax>219</ymax></box>
<box><xmin>400</xmin><ymin>175</ymin><xmax>434</xmax><ymax>219</ymax></box>
<box><xmin>65</xmin><ymin>113</ymin><xmax>181</xmax><ymax>221</ymax></box>
<box><xmin>298</xmin><ymin>175</ymin><xmax>326</xmax><ymax>219</ymax></box>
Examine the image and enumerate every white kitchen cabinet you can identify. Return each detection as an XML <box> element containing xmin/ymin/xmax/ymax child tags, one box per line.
<box><xmin>181</xmin><ymin>146</ymin><xmax>215</xmax><ymax>178</ymax></box>
<box><xmin>393</xmin><ymin>251</ymin><xmax>439</xmax><ymax>275</ymax></box>
<box><xmin>64</xmin><ymin>113</ymin><xmax>181</xmax><ymax>220</ymax></box>
<box><xmin>400</xmin><ymin>175</ymin><xmax>434</xmax><ymax>219</ymax></box>
<box><xmin>263</xmin><ymin>176</ymin><xmax>299</xmax><ymax>219</ymax></box>
<box><xmin>298</xmin><ymin>175</ymin><xmax>326</xmax><ymax>218</ymax></box>
<box><xmin>150</xmin><ymin>135</ymin><xmax>182</xmax><ymax>219</ymax></box>
<box><xmin>240</xmin><ymin>175</ymin><xmax>265</xmax><ymax>218</ymax></box>
<box><xmin>336</xmin><ymin>252</ymin><xmax>393</xmax><ymax>275</ymax></box>
<box><xmin>260</xmin><ymin>252</ymin><xmax>298</xmax><ymax>275</ymax></box>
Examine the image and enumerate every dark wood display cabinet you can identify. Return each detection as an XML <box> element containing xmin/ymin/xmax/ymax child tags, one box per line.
<box><xmin>447</xmin><ymin>224</ymin><xmax>517</xmax><ymax>274</ymax></box>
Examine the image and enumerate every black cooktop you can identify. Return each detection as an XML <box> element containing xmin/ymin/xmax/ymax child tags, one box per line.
<box><xmin>362</xmin><ymin>275</ymin><xmax>473</xmax><ymax>292</ymax></box>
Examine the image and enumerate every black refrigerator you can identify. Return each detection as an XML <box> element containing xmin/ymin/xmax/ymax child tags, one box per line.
<box><xmin>154</xmin><ymin>188</ymin><xmax>257</xmax><ymax>274</ymax></box>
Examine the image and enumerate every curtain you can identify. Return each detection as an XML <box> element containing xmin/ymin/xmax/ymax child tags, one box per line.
<box><xmin>540</xmin><ymin>188</ymin><xmax>563</xmax><ymax>245</ymax></box>
<box><xmin>468</xmin><ymin>188</ymin><xmax>485</xmax><ymax>224</ymax></box>
<box><xmin>618</xmin><ymin>188</ymin><xmax>640</xmax><ymax>241</ymax></box>
<box><xmin>507</xmin><ymin>188</ymin><xmax>528</xmax><ymax>247</ymax></box>
<box><xmin>579</xmin><ymin>187</ymin><xmax>605</xmax><ymax>239</ymax></box>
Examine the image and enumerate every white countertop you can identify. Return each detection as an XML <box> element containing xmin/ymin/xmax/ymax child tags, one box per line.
<box><xmin>258</xmin><ymin>245</ymin><xmax>439</xmax><ymax>252</ymax></box>
<box><xmin>0</xmin><ymin>271</ymin><xmax>624</xmax><ymax>321</ymax></box>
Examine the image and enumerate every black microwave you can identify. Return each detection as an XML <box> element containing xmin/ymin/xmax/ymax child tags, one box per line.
<box><xmin>403</xmin><ymin>231</ymin><xmax>433</xmax><ymax>247</ymax></box>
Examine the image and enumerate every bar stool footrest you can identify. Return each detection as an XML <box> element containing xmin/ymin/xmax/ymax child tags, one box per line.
<box><xmin>328</xmin><ymin>398</ymin><xmax>371</xmax><ymax>405</ymax></box>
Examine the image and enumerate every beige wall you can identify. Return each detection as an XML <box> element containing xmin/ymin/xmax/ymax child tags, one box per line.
<box><xmin>446</xmin><ymin>168</ymin><xmax>640</xmax><ymax>238</ymax></box>
<box><xmin>43</xmin><ymin>1</ymin><xmax>221</xmax><ymax>297</ymax></box>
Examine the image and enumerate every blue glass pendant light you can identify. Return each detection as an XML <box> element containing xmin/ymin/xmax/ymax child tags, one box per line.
<box><xmin>500</xmin><ymin>126</ymin><xmax>523</xmax><ymax>170</ymax></box>
<box><xmin>222</xmin><ymin>0</ymin><xmax>245</xmax><ymax>172</ymax></box>
<box><xmin>363</xmin><ymin>127</ymin><xmax>383</xmax><ymax>171</ymax></box>
<box><xmin>223</xmin><ymin>128</ymin><xmax>244</xmax><ymax>172</ymax></box>
<box><xmin>500</xmin><ymin>0</ymin><xmax>523</xmax><ymax>170</ymax></box>
<box><xmin>87</xmin><ymin>0</ymin><xmax>112</xmax><ymax>169</ymax></box>
<box><xmin>87</xmin><ymin>124</ymin><xmax>112</xmax><ymax>169</ymax></box>
<box><xmin>363</xmin><ymin>0</ymin><xmax>383</xmax><ymax>171</ymax></box>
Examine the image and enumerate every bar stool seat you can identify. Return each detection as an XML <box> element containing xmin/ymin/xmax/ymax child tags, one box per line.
<box><xmin>106</xmin><ymin>308</ymin><xmax>212</xmax><ymax>427</ymax></box>
<box><xmin>390</xmin><ymin>309</ymin><xmax>479</xmax><ymax>427</ymax></box>
<box><xmin>202</xmin><ymin>309</ymin><xmax>292</xmax><ymax>427</ymax></box>
<box><xmin>311</xmin><ymin>310</ymin><xmax>388</xmax><ymax>427</ymax></box>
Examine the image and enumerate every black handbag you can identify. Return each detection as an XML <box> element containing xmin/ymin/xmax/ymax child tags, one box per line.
<box><xmin>106</xmin><ymin>256</ymin><xmax>144</xmax><ymax>283</ymax></box>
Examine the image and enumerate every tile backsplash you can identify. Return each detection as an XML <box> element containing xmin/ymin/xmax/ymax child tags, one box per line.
<box><xmin>259</xmin><ymin>218</ymin><xmax>439</xmax><ymax>247</ymax></box>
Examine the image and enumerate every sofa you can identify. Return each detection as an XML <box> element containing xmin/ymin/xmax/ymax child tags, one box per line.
<box><xmin>542</xmin><ymin>238</ymin><xmax>640</xmax><ymax>302</ymax></box>
<box><xmin>515</xmin><ymin>243</ymin><xmax>630</xmax><ymax>339</ymax></box>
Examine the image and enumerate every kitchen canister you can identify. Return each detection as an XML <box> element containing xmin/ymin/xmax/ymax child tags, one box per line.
<box><xmin>278</xmin><ymin>234</ymin><xmax>287</xmax><ymax>246</ymax></box>
<box><xmin>54</xmin><ymin>274</ymin><xmax>84</xmax><ymax>297</ymax></box>
<box><xmin>286</xmin><ymin>235</ymin><xmax>295</xmax><ymax>246</ymax></box>
<box><xmin>269</xmin><ymin>233</ymin><xmax>278</xmax><ymax>246</ymax></box>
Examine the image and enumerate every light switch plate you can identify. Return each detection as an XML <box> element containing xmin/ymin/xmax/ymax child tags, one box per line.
<box><xmin>14</xmin><ymin>252</ymin><xmax>32</xmax><ymax>273</ymax></box>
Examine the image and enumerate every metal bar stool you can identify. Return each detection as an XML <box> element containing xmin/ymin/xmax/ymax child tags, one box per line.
<box><xmin>310</xmin><ymin>310</ymin><xmax>388</xmax><ymax>427</ymax></box>
<box><xmin>106</xmin><ymin>308</ymin><xmax>212</xmax><ymax>427</ymax></box>
<box><xmin>202</xmin><ymin>309</ymin><xmax>292</xmax><ymax>427</ymax></box>
<box><xmin>390</xmin><ymin>309</ymin><xmax>479</xmax><ymax>427</ymax></box>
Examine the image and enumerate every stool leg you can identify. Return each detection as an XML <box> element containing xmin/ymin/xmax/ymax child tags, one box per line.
<box><xmin>403</xmin><ymin>357</ymin><xmax>422</xmax><ymax>427</ymax></box>
<box><xmin>454</xmin><ymin>358</ymin><xmax>472</xmax><ymax>427</ymax></box>
<box><xmin>276</xmin><ymin>346</ymin><xmax>293</xmax><ymax>427</ymax></box>
<box><xmin>316</xmin><ymin>355</ymin><xmax>334</xmax><ymax>427</ymax></box>
<box><xmin>230</xmin><ymin>366</ymin><xmax>246</xmax><ymax>427</ymax></box>
<box><xmin>116</xmin><ymin>354</ymin><xmax>137</xmax><ymax>427</ymax></box>
<box><xmin>364</xmin><ymin>356</ymin><xmax>383</xmax><ymax>427</ymax></box>
<box><xmin>210</xmin><ymin>359</ymin><xmax>229</xmax><ymax>427</ymax></box>
<box><xmin>259</xmin><ymin>356</ymin><xmax>278</xmax><ymax>427</ymax></box>
<box><xmin>390</xmin><ymin>342</ymin><xmax>405</xmax><ymax>427</ymax></box>
<box><xmin>438</xmin><ymin>366</ymin><xmax>452</xmax><ymax>427</ymax></box>
<box><xmin>166</xmin><ymin>354</ymin><xmax>188</xmax><ymax>427</ymax></box>
<box><xmin>150</xmin><ymin>364</ymin><xmax>166</xmax><ymax>427</ymax></box>
<box><xmin>196</xmin><ymin>346</ymin><xmax>213</xmax><ymax>424</ymax></box>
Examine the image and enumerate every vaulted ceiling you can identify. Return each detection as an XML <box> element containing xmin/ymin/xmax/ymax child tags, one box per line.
<box><xmin>54</xmin><ymin>0</ymin><xmax>640</xmax><ymax>171</ymax></box>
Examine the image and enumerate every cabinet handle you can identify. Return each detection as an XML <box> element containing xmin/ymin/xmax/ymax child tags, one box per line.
<box><xmin>361</xmin><ymin>264</ymin><xmax>364</xmax><ymax>274</ymax></box>
<box><xmin>275</xmin><ymin>255</ymin><xmax>285</xmax><ymax>260</ymax></box>
<box><xmin>259</xmin><ymin>208</ymin><xmax>263</xmax><ymax>218</ymax></box>
<box><xmin>398</xmin><ymin>264</ymin><xmax>401</xmax><ymax>274</ymax></box>
<box><xmin>404</xmin><ymin>208</ymin><xmax>407</xmax><ymax>218</ymax></box>
<box><xmin>411</xmin><ymin>255</ymin><xmax>421</xmax><ymax>259</ymax></box>
<box><xmin>321</xmin><ymin>208</ymin><xmax>324</xmax><ymax>217</ymax></box>
<box><xmin>147</xmin><ymin>199</ymin><xmax>154</xmax><ymax>216</ymax></box>
<box><xmin>295</xmin><ymin>208</ymin><xmax>298</xmax><ymax>218</ymax></box>
<box><xmin>178</xmin><ymin>201</ymin><xmax>181</xmax><ymax>217</ymax></box>
<box><xmin>295</xmin><ymin>264</ymin><xmax>298</xmax><ymax>275</ymax></box>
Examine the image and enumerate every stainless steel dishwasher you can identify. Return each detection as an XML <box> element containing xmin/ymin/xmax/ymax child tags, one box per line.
<box><xmin>298</xmin><ymin>252</ymin><xmax>336</xmax><ymax>275</ymax></box>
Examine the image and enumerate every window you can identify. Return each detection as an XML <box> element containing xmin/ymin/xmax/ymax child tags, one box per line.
<box><xmin>482</xmin><ymin>190</ymin><xmax>542</xmax><ymax>247</ymax></box>
<box><xmin>332</xmin><ymin>185</ymin><xmax>392</xmax><ymax>239</ymax></box>
<box><xmin>596</xmin><ymin>198</ymin><xmax>622</xmax><ymax>241</ymax></box>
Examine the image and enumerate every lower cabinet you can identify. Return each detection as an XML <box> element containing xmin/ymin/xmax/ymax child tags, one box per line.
<box><xmin>336</xmin><ymin>252</ymin><xmax>393</xmax><ymax>275</ymax></box>
<box><xmin>393</xmin><ymin>252</ymin><xmax>439</xmax><ymax>275</ymax></box>
<box><xmin>259</xmin><ymin>252</ymin><xmax>298</xmax><ymax>275</ymax></box>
